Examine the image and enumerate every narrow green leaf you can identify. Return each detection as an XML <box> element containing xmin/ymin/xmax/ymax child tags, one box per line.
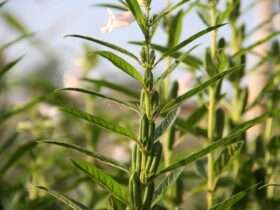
<box><xmin>157</xmin><ymin>24</ymin><xmax>226</xmax><ymax>64</ymax></box>
<box><xmin>73</xmin><ymin>159</ymin><xmax>129</xmax><ymax>205</ymax></box>
<box><xmin>125</xmin><ymin>0</ymin><xmax>145</xmax><ymax>32</ymax></box>
<box><xmin>130</xmin><ymin>41</ymin><xmax>203</xmax><ymax>68</ymax></box>
<box><xmin>0</xmin><ymin>1</ymin><xmax>7</xmax><ymax>8</ymax></box>
<box><xmin>65</xmin><ymin>34</ymin><xmax>139</xmax><ymax>62</ymax></box>
<box><xmin>59</xmin><ymin>88</ymin><xmax>138</xmax><ymax>112</ymax></box>
<box><xmin>160</xmin><ymin>67</ymin><xmax>240</xmax><ymax>113</ymax></box>
<box><xmin>0</xmin><ymin>57</ymin><xmax>21</xmax><ymax>79</ymax></box>
<box><xmin>40</xmin><ymin>141</ymin><xmax>129</xmax><ymax>173</ymax></box>
<box><xmin>0</xmin><ymin>33</ymin><xmax>33</xmax><ymax>52</ymax></box>
<box><xmin>60</xmin><ymin>106</ymin><xmax>137</xmax><ymax>141</ymax></box>
<box><xmin>0</xmin><ymin>132</ymin><xmax>18</xmax><ymax>156</ymax></box>
<box><xmin>82</xmin><ymin>78</ymin><xmax>139</xmax><ymax>98</ymax></box>
<box><xmin>155</xmin><ymin>109</ymin><xmax>180</xmax><ymax>140</ymax></box>
<box><xmin>152</xmin><ymin>168</ymin><xmax>184</xmax><ymax>206</ymax></box>
<box><xmin>153</xmin><ymin>0</ymin><xmax>191</xmax><ymax>24</ymax></box>
<box><xmin>214</xmin><ymin>142</ymin><xmax>243</xmax><ymax>175</ymax></box>
<box><xmin>233</xmin><ymin>32</ymin><xmax>280</xmax><ymax>57</ymax></box>
<box><xmin>0</xmin><ymin>95</ymin><xmax>48</xmax><ymax>124</ymax></box>
<box><xmin>168</xmin><ymin>10</ymin><xmax>185</xmax><ymax>47</ymax></box>
<box><xmin>184</xmin><ymin>105</ymin><xmax>207</xmax><ymax>127</ymax></box>
<box><xmin>97</xmin><ymin>51</ymin><xmax>144</xmax><ymax>84</ymax></box>
<box><xmin>0</xmin><ymin>142</ymin><xmax>36</xmax><ymax>176</ymax></box>
<box><xmin>175</xmin><ymin>118</ymin><xmax>207</xmax><ymax>137</ymax></box>
<box><xmin>156</xmin><ymin>44</ymin><xmax>200</xmax><ymax>84</ymax></box>
<box><xmin>157</xmin><ymin>114</ymin><xmax>268</xmax><ymax>175</ymax></box>
<box><xmin>37</xmin><ymin>186</ymin><xmax>90</xmax><ymax>210</ymax></box>
<box><xmin>94</xmin><ymin>3</ymin><xmax>127</xmax><ymax>11</ymax></box>
<box><xmin>208</xmin><ymin>186</ymin><xmax>256</xmax><ymax>210</ymax></box>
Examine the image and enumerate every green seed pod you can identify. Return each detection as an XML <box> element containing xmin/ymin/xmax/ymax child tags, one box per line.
<box><xmin>144</xmin><ymin>70</ymin><xmax>153</xmax><ymax>90</ymax></box>
<box><xmin>167</xmin><ymin>126</ymin><xmax>176</xmax><ymax>150</ymax></box>
<box><xmin>175</xmin><ymin>178</ymin><xmax>184</xmax><ymax>204</ymax></box>
<box><xmin>140</xmin><ymin>89</ymin><xmax>146</xmax><ymax>110</ymax></box>
<box><xmin>149</xmin><ymin>49</ymin><xmax>156</xmax><ymax>66</ymax></box>
<box><xmin>169</xmin><ymin>81</ymin><xmax>179</xmax><ymax>99</ymax></box>
<box><xmin>142</xmin><ymin>182</ymin><xmax>155</xmax><ymax>209</ymax></box>
<box><xmin>151</xmin><ymin>91</ymin><xmax>160</xmax><ymax>110</ymax></box>
<box><xmin>140</xmin><ymin>46</ymin><xmax>147</xmax><ymax>64</ymax></box>
<box><xmin>131</xmin><ymin>145</ymin><xmax>137</xmax><ymax>171</ymax></box>
<box><xmin>148</xmin><ymin>142</ymin><xmax>162</xmax><ymax>174</ymax></box>
<box><xmin>136</xmin><ymin>146</ymin><xmax>142</xmax><ymax>172</ymax></box>
<box><xmin>129</xmin><ymin>172</ymin><xmax>142</xmax><ymax>209</ymax></box>
<box><xmin>140</xmin><ymin>114</ymin><xmax>149</xmax><ymax>143</ymax></box>
<box><xmin>146</xmin><ymin>120</ymin><xmax>155</xmax><ymax>148</ymax></box>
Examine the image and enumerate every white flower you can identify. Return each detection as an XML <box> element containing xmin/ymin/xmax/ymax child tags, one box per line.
<box><xmin>101</xmin><ymin>9</ymin><xmax>135</xmax><ymax>33</ymax></box>
<box><xmin>63</xmin><ymin>67</ymin><xmax>83</xmax><ymax>88</ymax></box>
<box><xmin>38</xmin><ymin>103</ymin><xmax>60</xmax><ymax>119</ymax></box>
<box><xmin>178</xmin><ymin>73</ymin><xmax>194</xmax><ymax>95</ymax></box>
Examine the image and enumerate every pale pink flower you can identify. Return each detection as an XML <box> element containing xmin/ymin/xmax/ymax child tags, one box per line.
<box><xmin>101</xmin><ymin>9</ymin><xmax>135</xmax><ymax>33</ymax></box>
<box><xmin>38</xmin><ymin>103</ymin><xmax>60</xmax><ymax>119</ymax></box>
<box><xmin>178</xmin><ymin>73</ymin><xmax>194</xmax><ymax>95</ymax></box>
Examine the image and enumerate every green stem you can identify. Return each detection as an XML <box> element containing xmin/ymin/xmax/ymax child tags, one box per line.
<box><xmin>264</xmin><ymin>117</ymin><xmax>274</xmax><ymax>198</ymax></box>
<box><xmin>207</xmin><ymin>1</ymin><xmax>217</xmax><ymax>208</ymax></box>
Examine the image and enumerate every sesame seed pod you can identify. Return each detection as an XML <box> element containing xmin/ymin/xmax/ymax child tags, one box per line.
<box><xmin>142</xmin><ymin>182</ymin><xmax>155</xmax><ymax>210</ymax></box>
<box><xmin>129</xmin><ymin>172</ymin><xmax>142</xmax><ymax>209</ymax></box>
<box><xmin>148</xmin><ymin>142</ymin><xmax>162</xmax><ymax>174</ymax></box>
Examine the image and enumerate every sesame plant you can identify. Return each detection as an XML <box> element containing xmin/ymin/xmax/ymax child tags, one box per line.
<box><xmin>33</xmin><ymin>0</ymin><xmax>280</xmax><ymax>210</ymax></box>
<box><xmin>1</xmin><ymin>0</ymin><xmax>279</xmax><ymax>210</ymax></box>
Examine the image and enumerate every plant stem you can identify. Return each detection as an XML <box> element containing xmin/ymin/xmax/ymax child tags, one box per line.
<box><xmin>207</xmin><ymin>0</ymin><xmax>217</xmax><ymax>208</ymax></box>
<box><xmin>264</xmin><ymin>117</ymin><xmax>274</xmax><ymax>198</ymax></box>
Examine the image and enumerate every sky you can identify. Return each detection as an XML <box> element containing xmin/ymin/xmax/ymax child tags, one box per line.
<box><xmin>0</xmin><ymin>0</ymin><xmax>276</xmax><ymax>84</ymax></box>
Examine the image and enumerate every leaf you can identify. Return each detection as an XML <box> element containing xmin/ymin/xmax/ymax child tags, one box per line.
<box><xmin>156</xmin><ymin>44</ymin><xmax>200</xmax><ymax>84</ymax></box>
<box><xmin>125</xmin><ymin>0</ymin><xmax>145</xmax><ymax>32</ymax></box>
<box><xmin>0</xmin><ymin>132</ymin><xmax>18</xmax><ymax>156</ymax></box>
<box><xmin>157</xmin><ymin>24</ymin><xmax>226</xmax><ymax>64</ymax></box>
<box><xmin>60</xmin><ymin>106</ymin><xmax>137</xmax><ymax>141</ymax></box>
<box><xmin>39</xmin><ymin>141</ymin><xmax>129</xmax><ymax>173</ymax></box>
<box><xmin>0</xmin><ymin>1</ymin><xmax>7</xmax><ymax>8</ymax></box>
<box><xmin>208</xmin><ymin>186</ymin><xmax>256</xmax><ymax>210</ymax></box>
<box><xmin>94</xmin><ymin>3</ymin><xmax>127</xmax><ymax>11</ymax></box>
<box><xmin>59</xmin><ymin>88</ymin><xmax>138</xmax><ymax>112</ymax></box>
<box><xmin>154</xmin><ymin>109</ymin><xmax>180</xmax><ymax>140</ymax></box>
<box><xmin>152</xmin><ymin>168</ymin><xmax>184</xmax><ymax>206</ymax></box>
<box><xmin>0</xmin><ymin>57</ymin><xmax>21</xmax><ymax>79</ymax></box>
<box><xmin>175</xmin><ymin>118</ymin><xmax>207</xmax><ymax>137</ymax></box>
<box><xmin>0</xmin><ymin>95</ymin><xmax>48</xmax><ymax>124</ymax></box>
<box><xmin>65</xmin><ymin>34</ymin><xmax>139</xmax><ymax>62</ymax></box>
<box><xmin>0</xmin><ymin>33</ymin><xmax>33</xmax><ymax>52</ymax></box>
<box><xmin>82</xmin><ymin>78</ymin><xmax>139</xmax><ymax>98</ymax></box>
<box><xmin>157</xmin><ymin>114</ymin><xmax>268</xmax><ymax>175</ymax></box>
<box><xmin>214</xmin><ymin>142</ymin><xmax>243</xmax><ymax>175</ymax></box>
<box><xmin>0</xmin><ymin>142</ymin><xmax>36</xmax><ymax>176</ymax></box>
<box><xmin>160</xmin><ymin>67</ymin><xmax>240</xmax><ymax>113</ymax></box>
<box><xmin>37</xmin><ymin>186</ymin><xmax>90</xmax><ymax>210</ymax></box>
<box><xmin>153</xmin><ymin>0</ymin><xmax>191</xmax><ymax>24</ymax></box>
<box><xmin>97</xmin><ymin>51</ymin><xmax>144</xmax><ymax>84</ymax></box>
<box><xmin>168</xmin><ymin>10</ymin><xmax>185</xmax><ymax>47</ymax></box>
<box><xmin>72</xmin><ymin>160</ymin><xmax>129</xmax><ymax>205</ymax></box>
<box><xmin>184</xmin><ymin>105</ymin><xmax>207</xmax><ymax>128</ymax></box>
<box><xmin>130</xmin><ymin>41</ymin><xmax>202</xmax><ymax>68</ymax></box>
<box><xmin>233</xmin><ymin>31</ymin><xmax>280</xmax><ymax>57</ymax></box>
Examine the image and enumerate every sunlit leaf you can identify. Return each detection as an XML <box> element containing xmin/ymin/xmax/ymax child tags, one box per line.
<box><xmin>60</xmin><ymin>106</ymin><xmax>137</xmax><ymax>141</ymax></box>
<box><xmin>37</xmin><ymin>186</ymin><xmax>90</xmax><ymax>210</ymax></box>
<box><xmin>65</xmin><ymin>34</ymin><xmax>139</xmax><ymax>62</ymax></box>
<box><xmin>40</xmin><ymin>141</ymin><xmax>129</xmax><ymax>173</ymax></box>
<box><xmin>82</xmin><ymin>78</ymin><xmax>139</xmax><ymax>98</ymax></box>
<box><xmin>125</xmin><ymin>0</ymin><xmax>145</xmax><ymax>32</ymax></box>
<box><xmin>0</xmin><ymin>57</ymin><xmax>21</xmax><ymax>79</ymax></box>
<box><xmin>73</xmin><ymin>160</ymin><xmax>129</xmax><ymax>205</ymax></box>
<box><xmin>97</xmin><ymin>51</ymin><xmax>144</xmax><ymax>84</ymax></box>
<box><xmin>157</xmin><ymin>114</ymin><xmax>268</xmax><ymax>175</ymax></box>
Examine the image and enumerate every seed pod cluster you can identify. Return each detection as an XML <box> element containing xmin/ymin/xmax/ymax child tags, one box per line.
<box><xmin>142</xmin><ymin>182</ymin><xmax>155</xmax><ymax>209</ymax></box>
